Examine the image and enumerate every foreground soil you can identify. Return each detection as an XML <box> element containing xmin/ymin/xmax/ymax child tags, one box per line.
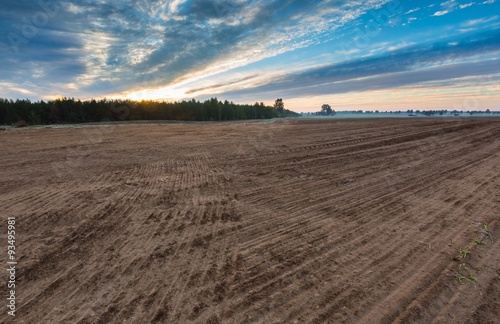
<box><xmin>0</xmin><ymin>117</ymin><xmax>499</xmax><ymax>323</ymax></box>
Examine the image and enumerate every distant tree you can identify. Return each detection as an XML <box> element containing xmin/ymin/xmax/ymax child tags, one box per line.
<box><xmin>320</xmin><ymin>104</ymin><xmax>333</xmax><ymax>116</ymax></box>
<box><xmin>274</xmin><ymin>98</ymin><xmax>284</xmax><ymax>118</ymax></box>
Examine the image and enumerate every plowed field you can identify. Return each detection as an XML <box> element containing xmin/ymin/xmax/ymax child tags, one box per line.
<box><xmin>1</xmin><ymin>117</ymin><xmax>499</xmax><ymax>323</ymax></box>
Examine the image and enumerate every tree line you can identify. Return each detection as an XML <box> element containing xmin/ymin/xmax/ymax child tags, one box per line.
<box><xmin>0</xmin><ymin>97</ymin><xmax>300</xmax><ymax>126</ymax></box>
<box><xmin>302</xmin><ymin>109</ymin><xmax>498</xmax><ymax>116</ymax></box>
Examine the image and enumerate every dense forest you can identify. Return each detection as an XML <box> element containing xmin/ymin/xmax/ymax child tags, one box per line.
<box><xmin>0</xmin><ymin>97</ymin><xmax>300</xmax><ymax>126</ymax></box>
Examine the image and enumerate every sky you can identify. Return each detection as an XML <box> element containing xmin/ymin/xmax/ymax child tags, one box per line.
<box><xmin>0</xmin><ymin>0</ymin><xmax>499</xmax><ymax>112</ymax></box>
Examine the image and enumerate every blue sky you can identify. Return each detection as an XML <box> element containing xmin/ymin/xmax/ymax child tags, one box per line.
<box><xmin>0</xmin><ymin>0</ymin><xmax>499</xmax><ymax>112</ymax></box>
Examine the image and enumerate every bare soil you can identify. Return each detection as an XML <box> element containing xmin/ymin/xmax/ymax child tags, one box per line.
<box><xmin>0</xmin><ymin>117</ymin><xmax>499</xmax><ymax>323</ymax></box>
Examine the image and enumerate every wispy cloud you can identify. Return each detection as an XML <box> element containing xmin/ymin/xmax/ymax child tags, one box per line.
<box><xmin>220</xmin><ymin>30</ymin><xmax>500</xmax><ymax>99</ymax></box>
<box><xmin>433</xmin><ymin>0</ymin><xmax>460</xmax><ymax>16</ymax></box>
<box><xmin>404</xmin><ymin>8</ymin><xmax>420</xmax><ymax>15</ymax></box>
<box><xmin>434</xmin><ymin>10</ymin><xmax>450</xmax><ymax>16</ymax></box>
<box><xmin>185</xmin><ymin>75</ymin><xmax>259</xmax><ymax>95</ymax></box>
<box><xmin>2</xmin><ymin>0</ymin><xmax>398</xmax><ymax>100</ymax></box>
<box><xmin>441</xmin><ymin>0</ymin><xmax>458</xmax><ymax>10</ymax></box>
<box><xmin>459</xmin><ymin>2</ymin><xmax>476</xmax><ymax>9</ymax></box>
<box><xmin>123</xmin><ymin>0</ymin><xmax>395</xmax><ymax>99</ymax></box>
<box><xmin>462</xmin><ymin>16</ymin><xmax>499</xmax><ymax>26</ymax></box>
<box><xmin>226</xmin><ymin>60</ymin><xmax>500</xmax><ymax>106</ymax></box>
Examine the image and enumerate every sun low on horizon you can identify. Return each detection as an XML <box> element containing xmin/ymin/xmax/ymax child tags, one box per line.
<box><xmin>1</xmin><ymin>0</ymin><xmax>499</xmax><ymax>112</ymax></box>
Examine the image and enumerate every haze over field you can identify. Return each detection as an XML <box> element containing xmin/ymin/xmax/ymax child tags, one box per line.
<box><xmin>1</xmin><ymin>0</ymin><xmax>499</xmax><ymax>111</ymax></box>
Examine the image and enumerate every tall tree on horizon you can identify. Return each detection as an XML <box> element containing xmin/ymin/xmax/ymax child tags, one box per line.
<box><xmin>274</xmin><ymin>98</ymin><xmax>284</xmax><ymax>118</ymax></box>
<box><xmin>321</xmin><ymin>104</ymin><xmax>335</xmax><ymax>115</ymax></box>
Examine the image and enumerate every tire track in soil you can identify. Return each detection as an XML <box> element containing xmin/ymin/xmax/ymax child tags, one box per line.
<box><xmin>234</xmin><ymin>123</ymin><xmax>496</xmax><ymax>254</ymax></box>
<box><xmin>1</xmin><ymin>118</ymin><xmax>498</xmax><ymax>323</ymax></box>
<box><xmin>217</xmin><ymin>120</ymin><xmax>498</xmax><ymax>322</ymax></box>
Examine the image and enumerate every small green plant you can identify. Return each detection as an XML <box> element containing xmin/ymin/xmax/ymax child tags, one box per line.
<box><xmin>459</xmin><ymin>248</ymin><xmax>470</xmax><ymax>259</ymax></box>
<box><xmin>452</xmin><ymin>221</ymin><xmax>493</xmax><ymax>287</ymax></box>
<box><xmin>454</xmin><ymin>273</ymin><xmax>476</xmax><ymax>286</ymax></box>
<box><xmin>465</xmin><ymin>274</ymin><xmax>476</xmax><ymax>284</ymax></box>
<box><xmin>473</xmin><ymin>239</ymin><xmax>485</xmax><ymax>246</ymax></box>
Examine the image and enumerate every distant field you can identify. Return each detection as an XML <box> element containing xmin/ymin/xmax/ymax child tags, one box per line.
<box><xmin>1</xmin><ymin>118</ymin><xmax>499</xmax><ymax>323</ymax></box>
<box><xmin>302</xmin><ymin>113</ymin><xmax>500</xmax><ymax>119</ymax></box>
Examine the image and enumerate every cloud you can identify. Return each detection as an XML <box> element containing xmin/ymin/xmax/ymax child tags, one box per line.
<box><xmin>122</xmin><ymin>0</ymin><xmax>396</xmax><ymax>98</ymax></box>
<box><xmin>185</xmin><ymin>75</ymin><xmax>258</xmax><ymax>94</ymax></box>
<box><xmin>220</xmin><ymin>30</ymin><xmax>500</xmax><ymax>99</ymax></box>
<box><xmin>183</xmin><ymin>0</ymin><xmax>247</xmax><ymax>19</ymax></box>
<box><xmin>432</xmin><ymin>0</ymin><xmax>460</xmax><ymax>16</ymax></box>
<box><xmin>404</xmin><ymin>8</ymin><xmax>420</xmax><ymax>14</ymax></box>
<box><xmin>441</xmin><ymin>0</ymin><xmax>458</xmax><ymax>9</ymax></box>
<box><xmin>5</xmin><ymin>0</ymin><xmax>393</xmax><ymax>99</ymax></box>
<box><xmin>169</xmin><ymin>0</ymin><xmax>188</xmax><ymax>14</ymax></box>
<box><xmin>459</xmin><ymin>3</ymin><xmax>476</xmax><ymax>9</ymax></box>
<box><xmin>433</xmin><ymin>10</ymin><xmax>449</xmax><ymax>16</ymax></box>
<box><xmin>227</xmin><ymin>60</ymin><xmax>500</xmax><ymax>103</ymax></box>
<box><xmin>462</xmin><ymin>16</ymin><xmax>498</xmax><ymax>26</ymax></box>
